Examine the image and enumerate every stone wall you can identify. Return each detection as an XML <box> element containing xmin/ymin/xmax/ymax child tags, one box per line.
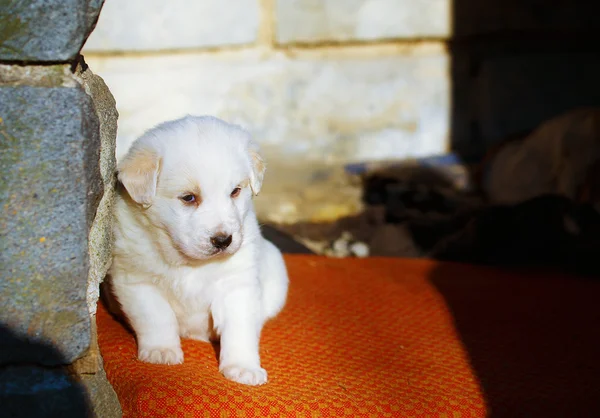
<box><xmin>0</xmin><ymin>1</ymin><xmax>121</xmax><ymax>416</ymax></box>
<box><xmin>82</xmin><ymin>0</ymin><xmax>451</xmax><ymax>224</ymax></box>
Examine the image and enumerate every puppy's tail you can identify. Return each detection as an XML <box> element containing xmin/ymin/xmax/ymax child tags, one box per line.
<box><xmin>260</xmin><ymin>239</ymin><xmax>289</xmax><ymax>321</ymax></box>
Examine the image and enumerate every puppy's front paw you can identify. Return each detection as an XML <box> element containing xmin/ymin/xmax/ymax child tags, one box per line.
<box><xmin>220</xmin><ymin>364</ymin><xmax>268</xmax><ymax>386</ymax></box>
<box><xmin>138</xmin><ymin>346</ymin><xmax>184</xmax><ymax>365</ymax></box>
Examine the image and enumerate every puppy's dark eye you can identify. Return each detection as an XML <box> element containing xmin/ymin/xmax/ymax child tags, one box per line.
<box><xmin>180</xmin><ymin>194</ymin><xmax>197</xmax><ymax>204</ymax></box>
<box><xmin>230</xmin><ymin>187</ymin><xmax>242</xmax><ymax>198</ymax></box>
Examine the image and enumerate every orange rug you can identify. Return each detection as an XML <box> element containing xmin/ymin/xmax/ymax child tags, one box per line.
<box><xmin>97</xmin><ymin>255</ymin><xmax>600</xmax><ymax>417</ymax></box>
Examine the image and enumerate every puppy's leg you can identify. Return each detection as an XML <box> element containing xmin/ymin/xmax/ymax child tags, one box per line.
<box><xmin>259</xmin><ymin>239</ymin><xmax>289</xmax><ymax>321</ymax></box>
<box><xmin>212</xmin><ymin>283</ymin><xmax>266</xmax><ymax>386</ymax></box>
<box><xmin>114</xmin><ymin>282</ymin><xmax>183</xmax><ymax>365</ymax></box>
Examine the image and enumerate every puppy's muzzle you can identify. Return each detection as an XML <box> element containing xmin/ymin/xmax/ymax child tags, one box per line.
<box><xmin>210</xmin><ymin>233</ymin><xmax>233</xmax><ymax>250</ymax></box>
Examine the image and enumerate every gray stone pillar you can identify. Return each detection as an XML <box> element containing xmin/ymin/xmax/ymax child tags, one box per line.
<box><xmin>0</xmin><ymin>1</ymin><xmax>121</xmax><ymax>416</ymax></box>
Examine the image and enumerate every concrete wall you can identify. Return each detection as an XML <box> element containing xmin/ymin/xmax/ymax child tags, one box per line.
<box><xmin>84</xmin><ymin>0</ymin><xmax>450</xmax><ymax>164</ymax></box>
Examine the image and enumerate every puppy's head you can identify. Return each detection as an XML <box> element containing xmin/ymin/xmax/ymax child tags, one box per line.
<box><xmin>118</xmin><ymin>116</ymin><xmax>265</xmax><ymax>262</ymax></box>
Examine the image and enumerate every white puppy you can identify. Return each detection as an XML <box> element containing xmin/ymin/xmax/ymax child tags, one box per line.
<box><xmin>107</xmin><ymin>115</ymin><xmax>289</xmax><ymax>386</ymax></box>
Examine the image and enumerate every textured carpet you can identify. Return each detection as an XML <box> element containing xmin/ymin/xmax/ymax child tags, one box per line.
<box><xmin>97</xmin><ymin>255</ymin><xmax>600</xmax><ymax>417</ymax></box>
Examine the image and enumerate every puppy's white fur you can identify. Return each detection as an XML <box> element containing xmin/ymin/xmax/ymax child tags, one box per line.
<box><xmin>107</xmin><ymin>116</ymin><xmax>289</xmax><ymax>386</ymax></box>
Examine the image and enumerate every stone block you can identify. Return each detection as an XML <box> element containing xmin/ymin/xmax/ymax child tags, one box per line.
<box><xmin>79</xmin><ymin>367</ymin><xmax>122</xmax><ymax>418</ymax></box>
<box><xmin>0</xmin><ymin>365</ymin><xmax>92</xmax><ymax>417</ymax></box>
<box><xmin>0</xmin><ymin>0</ymin><xmax>104</xmax><ymax>61</ymax></box>
<box><xmin>83</xmin><ymin>0</ymin><xmax>260</xmax><ymax>52</ymax></box>
<box><xmin>73</xmin><ymin>316</ymin><xmax>122</xmax><ymax>418</ymax></box>
<box><xmin>0</xmin><ymin>319</ymin><xmax>92</xmax><ymax>417</ymax></box>
<box><xmin>74</xmin><ymin>59</ymin><xmax>118</xmax><ymax>316</ymax></box>
<box><xmin>74</xmin><ymin>58</ymin><xmax>122</xmax><ymax>417</ymax></box>
<box><xmin>275</xmin><ymin>0</ymin><xmax>450</xmax><ymax>44</ymax></box>
<box><xmin>86</xmin><ymin>45</ymin><xmax>449</xmax><ymax>164</ymax></box>
<box><xmin>0</xmin><ymin>64</ymin><xmax>100</xmax><ymax>364</ymax></box>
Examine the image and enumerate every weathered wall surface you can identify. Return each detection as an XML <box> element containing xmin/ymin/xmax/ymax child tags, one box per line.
<box><xmin>0</xmin><ymin>0</ymin><xmax>104</xmax><ymax>61</ymax></box>
<box><xmin>83</xmin><ymin>0</ymin><xmax>600</xmax><ymax>225</ymax></box>
<box><xmin>0</xmin><ymin>1</ymin><xmax>121</xmax><ymax>416</ymax></box>
<box><xmin>75</xmin><ymin>62</ymin><xmax>119</xmax><ymax>318</ymax></box>
<box><xmin>86</xmin><ymin>46</ymin><xmax>448</xmax><ymax>165</ymax></box>
<box><xmin>275</xmin><ymin>0</ymin><xmax>450</xmax><ymax>42</ymax></box>
<box><xmin>84</xmin><ymin>1</ymin><xmax>450</xmax><ymax>165</ymax></box>
<box><xmin>0</xmin><ymin>65</ymin><xmax>97</xmax><ymax>363</ymax></box>
<box><xmin>83</xmin><ymin>0</ymin><xmax>452</xmax><ymax>224</ymax></box>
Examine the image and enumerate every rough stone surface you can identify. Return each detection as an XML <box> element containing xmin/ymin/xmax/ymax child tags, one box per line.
<box><xmin>79</xmin><ymin>356</ymin><xmax>122</xmax><ymax>418</ymax></box>
<box><xmin>75</xmin><ymin>60</ymin><xmax>118</xmax><ymax>316</ymax></box>
<box><xmin>74</xmin><ymin>60</ymin><xmax>122</xmax><ymax>416</ymax></box>
<box><xmin>0</xmin><ymin>0</ymin><xmax>104</xmax><ymax>61</ymax></box>
<box><xmin>0</xmin><ymin>365</ymin><xmax>92</xmax><ymax>417</ymax></box>
<box><xmin>0</xmin><ymin>63</ymin><xmax>78</xmax><ymax>87</ymax></box>
<box><xmin>276</xmin><ymin>0</ymin><xmax>450</xmax><ymax>44</ymax></box>
<box><xmin>83</xmin><ymin>0</ymin><xmax>260</xmax><ymax>52</ymax></box>
<box><xmin>0</xmin><ymin>64</ymin><xmax>100</xmax><ymax>364</ymax></box>
<box><xmin>0</xmin><ymin>292</ymin><xmax>92</xmax><ymax>417</ymax></box>
<box><xmin>86</xmin><ymin>46</ymin><xmax>449</xmax><ymax>164</ymax></box>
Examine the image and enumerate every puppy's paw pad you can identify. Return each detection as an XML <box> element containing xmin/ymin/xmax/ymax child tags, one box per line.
<box><xmin>220</xmin><ymin>365</ymin><xmax>268</xmax><ymax>386</ymax></box>
<box><xmin>138</xmin><ymin>346</ymin><xmax>184</xmax><ymax>365</ymax></box>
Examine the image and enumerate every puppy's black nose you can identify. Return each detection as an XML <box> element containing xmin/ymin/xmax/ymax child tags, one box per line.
<box><xmin>210</xmin><ymin>234</ymin><xmax>232</xmax><ymax>250</ymax></box>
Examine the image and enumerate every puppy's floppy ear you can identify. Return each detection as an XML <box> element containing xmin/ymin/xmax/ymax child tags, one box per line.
<box><xmin>117</xmin><ymin>144</ymin><xmax>161</xmax><ymax>206</ymax></box>
<box><xmin>248</xmin><ymin>140</ymin><xmax>266</xmax><ymax>196</ymax></box>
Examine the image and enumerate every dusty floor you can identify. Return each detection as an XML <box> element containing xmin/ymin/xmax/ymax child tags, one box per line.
<box><xmin>264</xmin><ymin>163</ymin><xmax>485</xmax><ymax>258</ymax></box>
<box><xmin>262</xmin><ymin>162</ymin><xmax>600</xmax><ymax>278</ymax></box>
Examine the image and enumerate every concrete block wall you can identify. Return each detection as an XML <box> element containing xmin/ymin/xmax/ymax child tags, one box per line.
<box><xmin>84</xmin><ymin>0</ymin><xmax>451</xmax><ymax>165</ymax></box>
<box><xmin>83</xmin><ymin>0</ymin><xmax>452</xmax><ymax>224</ymax></box>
